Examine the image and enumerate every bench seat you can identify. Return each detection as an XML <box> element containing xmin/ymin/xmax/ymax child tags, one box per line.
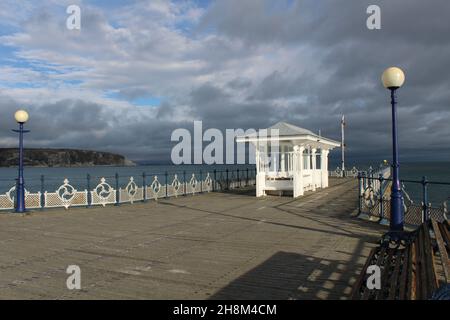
<box><xmin>352</xmin><ymin>220</ymin><xmax>450</xmax><ymax>300</ymax></box>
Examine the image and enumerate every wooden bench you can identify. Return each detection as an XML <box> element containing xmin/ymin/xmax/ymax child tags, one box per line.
<box><xmin>352</xmin><ymin>220</ymin><xmax>450</xmax><ymax>300</ymax></box>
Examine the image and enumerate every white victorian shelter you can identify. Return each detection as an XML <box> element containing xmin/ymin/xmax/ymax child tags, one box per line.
<box><xmin>236</xmin><ymin>122</ymin><xmax>340</xmax><ymax>198</ymax></box>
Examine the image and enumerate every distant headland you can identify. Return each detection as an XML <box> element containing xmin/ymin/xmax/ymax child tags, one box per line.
<box><xmin>0</xmin><ymin>148</ymin><xmax>136</xmax><ymax>167</ymax></box>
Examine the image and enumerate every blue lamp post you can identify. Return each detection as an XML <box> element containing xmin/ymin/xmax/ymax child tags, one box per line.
<box><xmin>12</xmin><ymin>109</ymin><xmax>30</xmax><ymax>213</ymax></box>
<box><xmin>382</xmin><ymin>67</ymin><xmax>406</xmax><ymax>231</ymax></box>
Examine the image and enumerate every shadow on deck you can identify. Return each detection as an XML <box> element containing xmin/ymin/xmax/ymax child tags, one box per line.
<box><xmin>210</xmin><ymin>239</ymin><xmax>371</xmax><ymax>300</ymax></box>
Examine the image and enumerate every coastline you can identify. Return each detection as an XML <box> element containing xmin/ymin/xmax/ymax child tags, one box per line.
<box><xmin>0</xmin><ymin>148</ymin><xmax>136</xmax><ymax>168</ymax></box>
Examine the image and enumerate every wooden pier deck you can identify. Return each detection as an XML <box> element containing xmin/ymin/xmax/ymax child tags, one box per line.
<box><xmin>0</xmin><ymin>178</ymin><xmax>387</xmax><ymax>300</ymax></box>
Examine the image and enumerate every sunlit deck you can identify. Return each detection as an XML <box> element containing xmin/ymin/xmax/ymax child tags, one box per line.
<box><xmin>0</xmin><ymin>178</ymin><xmax>387</xmax><ymax>300</ymax></box>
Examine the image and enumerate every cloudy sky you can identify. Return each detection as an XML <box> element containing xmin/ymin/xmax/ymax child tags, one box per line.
<box><xmin>0</xmin><ymin>0</ymin><xmax>449</xmax><ymax>164</ymax></box>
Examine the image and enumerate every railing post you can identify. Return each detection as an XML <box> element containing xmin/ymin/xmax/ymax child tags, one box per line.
<box><xmin>226</xmin><ymin>169</ymin><xmax>229</xmax><ymax>190</ymax></box>
<box><xmin>246</xmin><ymin>168</ymin><xmax>249</xmax><ymax>186</ymax></box>
<box><xmin>213</xmin><ymin>169</ymin><xmax>217</xmax><ymax>192</ymax></box>
<box><xmin>115</xmin><ymin>173</ymin><xmax>120</xmax><ymax>206</ymax></box>
<box><xmin>422</xmin><ymin>176</ymin><xmax>429</xmax><ymax>222</ymax></box>
<box><xmin>358</xmin><ymin>172</ymin><xmax>362</xmax><ymax>215</ymax></box>
<box><xmin>237</xmin><ymin>169</ymin><xmax>240</xmax><ymax>188</ymax></box>
<box><xmin>183</xmin><ymin>171</ymin><xmax>186</xmax><ymax>196</ymax></box>
<box><xmin>165</xmin><ymin>171</ymin><xmax>168</xmax><ymax>198</ymax></box>
<box><xmin>86</xmin><ymin>174</ymin><xmax>91</xmax><ymax>208</ymax></box>
<box><xmin>143</xmin><ymin>172</ymin><xmax>147</xmax><ymax>202</ymax></box>
<box><xmin>199</xmin><ymin>170</ymin><xmax>203</xmax><ymax>193</ymax></box>
<box><xmin>40</xmin><ymin>174</ymin><xmax>45</xmax><ymax>210</ymax></box>
<box><xmin>363</xmin><ymin>171</ymin><xmax>367</xmax><ymax>190</ymax></box>
<box><xmin>378</xmin><ymin>174</ymin><xmax>387</xmax><ymax>225</ymax></box>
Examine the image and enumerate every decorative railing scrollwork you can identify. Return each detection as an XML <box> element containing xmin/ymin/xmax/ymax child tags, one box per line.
<box><xmin>401</xmin><ymin>183</ymin><xmax>414</xmax><ymax>214</ymax></box>
<box><xmin>147</xmin><ymin>176</ymin><xmax>162</xmax><ymax>200</ymax></box>
<box><xmin>6</xmin><ymin>185</ymin><xmax>30</xmax><ymax>203</ymax></box>
<box><xmin>363</xmin><ymin>186</ymin><xmax>376</xmax><ymax>209</ymax></box>
<box><xmin>2</xmin><ymin>185</ymin><xmax>41</xmax><ymax>210</ymax></box>
<box><xmin>168</xmin><ymin>174</ymin><xmax>182</xmax><ymax>197</ymax></box>
<box><xmin>187</xmin><ymin>174</ymin><xmax>200</xmax><ymax>194</ymax></box>
<box><xmin>120</xmin><ymin>177</ymin><xmax>143</xmax><ymax>204</ymax></box>
<box><xmin>203</xmin><ymin>173</ymin><xmax>212</xmax><ymax>192</ymax></box>
<box><xmin>444</xmin><ymin>200</ymin><xmax>448</xmax><ymax>220</ymax></box>
<box><xmin>45</xmin><ymin>179</ymin><xmax>88</xmax><ymax>209</ymax></box>
<box><xmin>126</xmin><ymin>177</ymin><xmax>137</xmax><ymax>197</ymax></box>
<box><xmin>91</xmin><ymin>178</ymin><xmax>116</xmax><ymax>207</ymax></box>
<box><xmin>56</xmin><ymin>179</ymin><xmax>76</xmax><ymax>208</ymax></box>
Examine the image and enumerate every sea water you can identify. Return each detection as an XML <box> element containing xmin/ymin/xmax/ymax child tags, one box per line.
<box><xmin>398</xmin><ymin>162</ymin><xmax>450</xmax><ymax>206</ymax></box>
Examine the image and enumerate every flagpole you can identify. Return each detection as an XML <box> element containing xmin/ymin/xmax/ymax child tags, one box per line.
<box><xmin>341</xmin><ymin>115</ymin><xmax>345</xmax><ymax>177</ymax></box>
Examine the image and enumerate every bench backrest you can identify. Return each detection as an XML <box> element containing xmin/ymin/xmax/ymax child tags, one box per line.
<box><xmin>351</xmin><ymin>220</ymin><xmax>449</xmax><ymax>300</ymax></box>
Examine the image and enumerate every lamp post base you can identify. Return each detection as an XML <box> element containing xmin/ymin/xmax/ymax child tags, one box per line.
<box><xmin>382</xmin><ymin>230</ymin><xmax>415</xmax><ymax>244</ymax></box>
<box><xmin>13</xmin><ymin>210</ymin><xmax>29</xmax><ymax>215</ymax></box>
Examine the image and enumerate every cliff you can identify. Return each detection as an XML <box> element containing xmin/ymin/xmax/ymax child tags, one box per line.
<box><xmin>0</xmin><ymin>148</ymin><xmax>136</xmax><ymax>167</ymax></box>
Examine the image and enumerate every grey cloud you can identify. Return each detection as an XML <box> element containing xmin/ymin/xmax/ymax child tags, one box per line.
<box><xmin>0</xmin><ymin>94</ymin><xmax>182</xmax><ymax>163</ymax></box>
<box><xmin>1</xmin><ymin>0</ymin><xmax>449</xmax><ymax>164</ymax></box>
<box><xmin>202</xmin><ymin>0</ymin><xmax>450</xmax><ymax>47</ymax></box>
<box><xmin>227</xmin><ymin>77</ymin><xmax>252</xmax><ymax>90</ymax></box>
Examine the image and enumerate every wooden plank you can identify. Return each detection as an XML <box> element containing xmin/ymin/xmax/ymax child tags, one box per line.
<box><xmin>433</xmin><ymin>220</ymin><xmax>450</xmax><ymax>284</ymax></box>
<box><xmin>416</xmin><ymin>227</ymin><xmax>427</xmax><ymax>300</ymax></box>
<box><xmin>398</xmin><ymin>244</ymin><xmax>411</xmax><ymax>300</ymax></box>
<box><xmin>422</xmin><ymin>222</ymin><xmax>437</xmax><ymax>298</ymax></box>
<box><xmin>409</xmin><ymin>242</ymin><xmax>417</xmax><ymax>300</ymax></box>
<box><xmin>351</xmin><ymin>247</ymin><xmax>377</xmax><ymax>300</ymax></box>
<box><xmin>438</xmin><ymin>221</ymin><xmax>450</xmax><ymax>249</ymax></box>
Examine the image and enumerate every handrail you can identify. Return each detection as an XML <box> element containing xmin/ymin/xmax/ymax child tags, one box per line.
<box><xmin>358</xmin><ymin>170</ymin><xmax>449</xmax><ymax>226</ymax></box>
<box><xmin>361</xmin><ymin>175</ymin><xmax>450</xmax><ymax>186</ymax></box>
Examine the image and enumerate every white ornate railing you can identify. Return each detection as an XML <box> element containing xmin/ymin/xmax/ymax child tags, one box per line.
<box><xmin>329</xmin><ymin>166</ymin><xmax>360</xmax><ymax>178</ymax></box>
<box><xmin>0</xmin><ymin>170</ymin><xmax>256</xmax><ymax>211</ymax></box>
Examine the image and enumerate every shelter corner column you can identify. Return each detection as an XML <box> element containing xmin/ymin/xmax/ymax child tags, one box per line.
<box><xmin>256</xmin><ymin>150</ymin><xmax>265</xmax><ymax>197</ymax></box>
<box><xmin>311</xmin><ymin>148</ymin><xmax>317</xmax><ymax>191</ymax></box>
<box><xmin>321</xmin><ymin>149</ymin><xmax>330</xmax><ymax>188</ymax></box>
<box><xmin>293</xmin><ymin>145</ymin><xmax>304</xmax><ymax>198</ymax></box>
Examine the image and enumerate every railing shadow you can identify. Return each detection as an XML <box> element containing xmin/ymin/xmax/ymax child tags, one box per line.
<box><xmin>216</xmin><ymin>184</ymin><xmax>257</xmax><ymax>197</ymax></box>
<box><xmin>209</xmin><ymin>249</ymin><xmax>365</xmax><ymax>300</ymax></box>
